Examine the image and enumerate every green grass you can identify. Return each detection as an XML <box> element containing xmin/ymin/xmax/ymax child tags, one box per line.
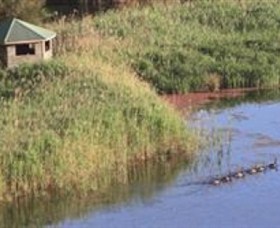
<box><xmin>0</xmin><ymin>28</ymin><xmax>195</xmax><ymax>199</ymax></box>
<box><xmin>93</xmin><ymin>0</ymin><xmax>280</xmax><ymax>93</ymax></box>
<box><xmin>0</xmin><ymin>60</ymin><xmax>69</xmax><ymax>99</ymax></box>
<box><xmin>5</xmin><ymin>0</ymin><xmax>279</xmax><ymax>201</ymax></box>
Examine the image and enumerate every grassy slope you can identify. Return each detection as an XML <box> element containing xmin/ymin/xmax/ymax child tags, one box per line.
<box><xmin>4</xmin><ymin>0</ymin><xmax>278</xmax><ymax>200</ymax></box>
<box><xmin>93</xmin><ymin>0</ymin><xmax>280</xmax><ymax>93</ymax></box>
<box><xmin>0</xmin><ymin>17</ymin><xmax>195</xmax><ymax>200</ymax></box>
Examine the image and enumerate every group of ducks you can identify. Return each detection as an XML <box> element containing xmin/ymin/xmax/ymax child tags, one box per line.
<box><xmin>210</xmin><ymin>159</ymin><xmax>278</xmax><ymax>186</ymax></box>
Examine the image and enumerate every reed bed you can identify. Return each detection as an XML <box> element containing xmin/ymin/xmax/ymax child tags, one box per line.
<box><xmin>93</xmin><ymin>0</ymin><xmax>280</xmax><ymax>93</ymax></box>
<box><xmin>0</xmin><ymin>12</ymin><xmax>196</xmax><ymax>200</ymax></box>
<box><xmin>3</xmin><ymin>0</ymin><xmax>275</xmax><ymax>201</ymax></box>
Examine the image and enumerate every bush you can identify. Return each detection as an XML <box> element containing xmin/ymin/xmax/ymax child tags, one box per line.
<box><xmin>0</xmin><ymin>60</ymin><xmax>69</xmax><ymax>99</ymax></box>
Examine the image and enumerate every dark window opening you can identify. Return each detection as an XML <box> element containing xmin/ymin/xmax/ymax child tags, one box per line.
<box><xmin>45</xmin><ymin>40</ymin><xmax>50</xmax><ymax>52</ymax></box>
<box><xmin>16</xmin><ymin>44</ymin><xmax>35</xmax><ymax>56</ymax></box>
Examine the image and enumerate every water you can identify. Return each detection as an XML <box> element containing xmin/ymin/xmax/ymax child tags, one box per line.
<box><xmin>2</xmin><ymin>89</ymin><xmax>280</xmax><ymax>228</ymax></box>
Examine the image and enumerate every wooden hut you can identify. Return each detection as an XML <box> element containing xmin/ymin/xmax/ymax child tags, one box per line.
<box><xmin>0</xmin><ymin>18</ymin><xmax>56</xmax><ymax>68</ymax></box>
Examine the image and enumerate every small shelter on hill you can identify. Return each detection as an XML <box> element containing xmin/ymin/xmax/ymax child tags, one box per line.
<box><xmin>0</xmin><ymin>18</ymin><xmax>56</xmax><ymax>68</ymax></box>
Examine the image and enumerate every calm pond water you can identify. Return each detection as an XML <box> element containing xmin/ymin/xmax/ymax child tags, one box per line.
<box><xmin>2</xmin><ymin>89</ymin><xmax>280</xmax><ymax>228</ymax></box>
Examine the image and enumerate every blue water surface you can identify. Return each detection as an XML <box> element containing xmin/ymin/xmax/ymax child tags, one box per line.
<box><xmin>53</xmin><ymin>94</ymin><xmax>280</xmax><ymax>228</ymax></box>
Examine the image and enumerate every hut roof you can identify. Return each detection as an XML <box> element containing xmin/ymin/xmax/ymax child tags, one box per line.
<box><xmin>0</xmin><ymin>18</ymin><xmax>56</xmax><ymax>45</ymax></box>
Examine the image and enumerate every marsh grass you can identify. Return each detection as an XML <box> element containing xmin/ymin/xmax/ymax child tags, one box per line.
<box><xmin>93</xmin><ymin>0</ymin><xmax>280</xmax><ymax>93</ymax></box>
<box><xmin>0</xmin><ymin>68</ymin><xmax>194</xmax><ymax>200</ymax></box>
<box><xmin>0</xmin><ymin>12</ymin><xmax>197</xmax><ymax>200</ymax></box>
<box><xmin>4</xmin><ymin>0</ymin><xmax>275</xmax><ymax>201</ymax></box>
<box><xmin>0</xmin><ymin>60</ymin><xmax>69</xmax><ymax>100</ymax></box>
<box><xmin>0</xmin><ymin>154</ymin><xmax>192</xmax><ymax>227</ymax></box>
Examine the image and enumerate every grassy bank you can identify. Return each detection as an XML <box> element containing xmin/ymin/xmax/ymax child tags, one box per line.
<box><xmin>93</xmin><ymin>0</ymin><xmax>280</xmax><ymax>93</ymax></box>
<box><xmin>0</xmin><ymin>17</ymin><xmax>196</xmax><ymax>200</ymax></box>
<box><xmin>3</xmin><ymin>0</ymin><xmax>277</xmax><ymax>201</ymax></box>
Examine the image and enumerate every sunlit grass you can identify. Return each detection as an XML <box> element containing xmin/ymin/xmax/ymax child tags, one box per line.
<box><xmin>93</xmin><ymin>0</ymin><xmax>280</xmax><ymax>93</ymax></box>
<box><xmin>0</xmin><ymin>12</ymin><xmax>197</xmax><ymax>200</ymax></box>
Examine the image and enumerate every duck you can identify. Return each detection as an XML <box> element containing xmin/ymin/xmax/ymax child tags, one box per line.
<box><xmin>256</xmin><ymin>164</ymin><xmax>266</xmax><ymax>173</ymax></box>
<box><xmin>211</xmin><ymin>178</ymin><xmax>221</xmax><ymax>186</ymax></box>
<box><xmin>247</xmin><ymin>167</ymin><xmax>258</xmax><ymax>175</ymax></box>
<box><xmin>268</xmin><ymin>158</ymin><xmax>277</xmax><ymax>170</ymax></box>
<box><xmin>234</xmin><ymin>170</ymin><xmax>245</xmax><ymax>178</ymax></box>
<box><xmin>221</xmin><ymin>176</ymin><xmax>232</xmax><ymax>183</ymax></box>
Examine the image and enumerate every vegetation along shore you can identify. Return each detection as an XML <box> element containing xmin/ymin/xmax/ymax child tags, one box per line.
<box><xmin>1</xmin><ymin>0</ymin><xmax>280</xmax><ymax>200</ymax></box>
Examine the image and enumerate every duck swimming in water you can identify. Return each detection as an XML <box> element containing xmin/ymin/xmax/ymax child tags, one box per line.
<box><xmin>247</xmin><ymin>167</ymin><xmax>258</xmax><ymax>175</ymax></box>
<box><xmin>207</xmin><ymin>159</ymin><xmax>278</xmax><ymax>187</ymax></box>
<box><xmin>221</xmin><ymin>176</ymin><xmax>232</xmax><ymax>183</ymax></box>
<box><xmin>211</xmin><ymin>178</ymin><xmax>221</xmax><ymax>186</ymax></box>
<box><xmin>234</xmin><ymin>170</ymin><xmax>245</xmax><ymax>178</ymax></box>
<box><xmin>255</xmin><ymin>164</ymin><xmax>266</xmax><ymax>173</ymax></box>
<box><xmin>210</xmin><ymin>175</ymin><xmax>231</xmax><ymax>185</ymax></box>
<box><xmin>268</xmin><ymin>158</ymin><xmax>277</xmax><ymax>170</ymax></box>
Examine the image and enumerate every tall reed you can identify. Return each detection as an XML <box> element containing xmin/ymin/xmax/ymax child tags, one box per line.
<box><xmin>0</xmin><ymin>12</ymin><xmax>196</xmax><ymax>200</ymax></box>
<box><xmin>93</xmin><ymin>0</ymin><xmax>280</xmax><ymax>93</ymax></box>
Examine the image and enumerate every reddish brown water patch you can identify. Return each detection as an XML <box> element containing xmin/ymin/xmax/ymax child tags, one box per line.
<box><xmin>163</xmin><ymin>88</ymin><xmax>258</xmax><ymax>111</ymax></box>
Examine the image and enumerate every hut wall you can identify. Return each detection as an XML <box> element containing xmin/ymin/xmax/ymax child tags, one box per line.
<box><xmin>43</xmin><ymin>40</ymin><xmax>53</xmax><ymax>60</ymax></box>
<box><xmin>6</xmin><ymin>42</ymin><xmax>44</xmax><ymax>68</ymax></box>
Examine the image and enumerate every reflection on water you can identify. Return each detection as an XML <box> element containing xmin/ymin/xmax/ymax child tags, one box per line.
<box><xmin>2</xmin><ymin>89</ymin><xmax>280</xmax><ymax>228</ymax></box>
<box><xmin>0</xmin><ymin>157</ymin><xmax>193</xmax><ymax>228</ymax></box>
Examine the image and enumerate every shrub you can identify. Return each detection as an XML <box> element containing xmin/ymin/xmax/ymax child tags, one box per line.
<box><xmin>0</xmin><ymin>60</ymin><xmax>69</xmax><ymax>99</ymax></box>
